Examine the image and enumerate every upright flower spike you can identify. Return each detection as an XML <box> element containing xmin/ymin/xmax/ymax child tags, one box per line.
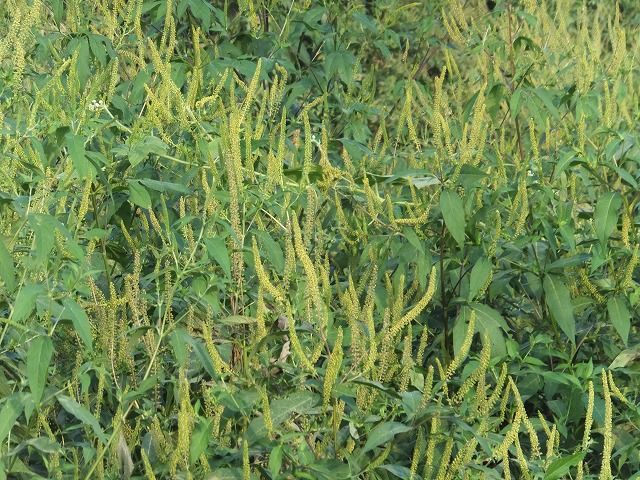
<box><xmin>252</xmin><ymin>237</ymin><xmax>284</xmax><ymax>303</ymax></box>
<box><xmin>599</xmin><ymin>370</ymin><xmax>613</xmax><ymax>480</ymax></box>
<box><xmin>323</xmin><ymin>328</ymin><xmax>344</xmax><ymax>410</ymax></box>
<box><xmin>387</xmin><ymin>266</ymin><xmax>437</xmax><ymax>339</ymax></box>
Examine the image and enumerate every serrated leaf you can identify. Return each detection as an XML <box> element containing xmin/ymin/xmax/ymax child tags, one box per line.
<box><xmin>57</xmin><ymin>395</ymin><xmax>107</xmax><ymax>444</ymax></box>
<box><xmin>27</xmin><ymin>336</ymin><xmax>54</xmax><ymax>405</ymax></box>
<box><xmin>61</xmin><ymin>298</ymin><xmax>93</xmax><ymax>351</ymax></box>
<box><xmin>594</xmin><ymin>192</ymin><xmax>621</xmax><ymax>246</ymax></box>
<box><xmin>608</xmin><ymin>296</ymin><xmax>631</xmax><ymax>346</ymax></box>
<box><xmin>543</xmin><ymin>275</ymin><xmax>575</xmax><ymax>344</ymax></box>
<box><xmin>361</xmin><ymin>422</ymin><xmax>412</xmax><ymax>454</ymax></box>
<box><xmin>440</xmin><ymin>190</ymin><xmax>465</xmax><ymax>248</ymax></box>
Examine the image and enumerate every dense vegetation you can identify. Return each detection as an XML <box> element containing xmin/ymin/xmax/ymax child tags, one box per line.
<box><xmin>1</xmin><ymin>0</ymin><xmax>640</xmax><ymax>478</ymax></box>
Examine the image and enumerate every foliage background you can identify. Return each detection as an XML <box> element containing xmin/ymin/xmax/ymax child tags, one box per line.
<box><xmin>1</xmin><ymin>0</ymin><xmax>640</xmax><ymax>478</ymax></box>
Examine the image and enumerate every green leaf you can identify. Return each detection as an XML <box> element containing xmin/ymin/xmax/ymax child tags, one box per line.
<box><xmin>269</xmin><ymin>444</ymin><xmax>283</xmax><ymax>477</ymax></box>
<box><xmin>206</xmin><ymin>468</ymin><xmax>243</xmax><ymax>480</ymax></box>
<box><xmin>543</xmin><ymin>275</ymin><xmax>575</xmax><ymax>344</ymax></box>
<box><xmin>0</xmin><ymin>238</ymin><xmax>16</xmax><ymax>292</ymax></box>
<box><xmin>468</xmin><ymin>257</ymin><xmax>492</xmax><ymax>301</ymax></box>
<box><xmin>533</xmin><ymin>87</ymin><xmax>559</xmax><ymax>120</ymax></box>
<box><xmin>440</xmin><ymin>190</ymin><xmax>466</xmax><ymax>248</ymax></box>
<box><xmin>127</xmin><ymin>136</ymin><xmax>167</xmax><ymax>167</ymax></box>
<box><xmin>460</xmin><ymin>305</ymin><xmax>508</xmax><ymax>358</ymax></box>
<box><xmin>325</xmin><ymin>50</ymin><xmax>356</xmax><ymax>83</ymax></box>
<box><xmin>57</xmin><ymin>395</ymin><xmax>107</xmax><ymax>444</ymax></box>
<box><xmin>510</xmin><ymin>88</ymin><xmax>523</xmax><ymax>118</ymax></box>
<box><xmin>190</xmin><ymin>419</ymin><xmax>212</xmax><ymax>465</ymax></box>
<box><xmin>255</xmin><ymin>231</ymin><xmax>285</xmax><ymax>273</ymax></box>
<box><xmin>361</xmin><ymin>422</ymin><xmax>412</xmax><ymax>454</ymax></box>
<box><xmin>27</xmin><ymin>336</ymin><xmax>54</xmax><ymax>405</ymax></box>
<box><xmin>594</xmin><ymin>192</ymin><xmax>621</xmax><ymax>246</ymax></box>
<box><xmin>205</xmin><ymin>238</ymin><xmax>231</xmax><ymax>278</ymax></box>
<box><xmin>61</xmin><ymin>298</ymin><xmax>93</xmax><ymax>351</ymax></box>
<box><xmin>12</xmin><ymin>284</ymin><xmax>44</xmax><ymax>323</ymax></box>
<box><xmin>607</xmin><ymin>296</ymin><xmax>631</xmax><ymax>346</ymax></box>
<box><xmin>609</xmin><ymin>344</ymin><xmax>640</xmax><ymax>369</ymax></box>
<box><xmin>247</xmin><ymin>392</ymin><xmax>319</xmax><ymax>443</ymax></box>
<box><xmin>65</xmin><ymin>133</ymin><xmax>92</xmax><ymax>178</ymax></box>
<box><xmin>402</xmin><ymin>227</ymin><xmax>425</xmax><ymax>257</ymax></box>
<box><xmin>544</xmin><ymin>451</ymin><xmax>585</xmax><ymax>480</ymax></box>
<box><xmin>127</xmin><ymin>180</ymin><xmax>152</xmax><ymax>209</ymax></box>
<box><xmin>139</xmin><ymin>178</ymin><xmax>190</xmax><ymax>194</ymax></box>
<box><xmin>0</xmin><ymin>395</ymin><xmax>24</xmax><ymax>444</ymax></box>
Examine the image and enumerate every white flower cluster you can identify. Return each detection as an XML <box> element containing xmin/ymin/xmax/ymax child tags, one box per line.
<box><xmin>88</xmin><ymin>99</ymin><xmax>106</xmax><ymax>112</ymax></box>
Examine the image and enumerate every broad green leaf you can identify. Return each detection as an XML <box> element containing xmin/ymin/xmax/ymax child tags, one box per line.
<box><xmin>12</xmin><ymin>284</ymin><xmax>44</xmax><ymax>323</ymax></box>
<box><xmin>609</xmin><ymin>344</ymin><xmax>640</xmax><ymax>369</ymax></box>
<box><xmin>218</xmin><ymin>315</ymin><xmax>257</xmax><ymax>325</ymax></box>
<box><xmin>27</xmin><ymin>336</ymin><xmax>54</xmax><ymax>405</ymax></box>
<box><xmin>57</xmin><ymin>395</ymin><xmax>107</xmax><ymax>444</ymax></box>
<box><xmin>440</xmin><ymin>190</ymin><xmax>466</xmax><ymax>248</ymax></box>
<box><xmin>255</xmin><ymin>231</ymin><xmax>284</xmax><ymax>273</ymax></box>
<box><xmin>65</xmin><ymin>133</ymin><xmax>92</xmax><ymax>178</ymax></box>
<box><xmin>543</xmin><ymin>275</ymin><xmax>575</xmax><ymax>344</ymax></box>
<box><xmin>402</xmin><ymin>227</ymin><xmax>425</xmax><ymax>256</ymax></box>
<box><xmin>205</xmin><ymin>238</ymin><xmax>231</xmax><ymax>278</ymax></box>
<box><xmin>544</xmin><ymin>451</ymin><xmax>585</xmax><ymax>480</ymax></box>
<box><xmin>0</xmin><ymin>238</ymin><xmax>16</xmax><ymax>292</ymax></box>
<box><xmin>190</xmin><ymin>419</ymin><xmax>212</xmax><ymax>465</ymax></box>
<box><xmin>61</xmin><ymin>298</ymin><xmax>93</xmax><ymax>351</ymax></box>
<box><xmin>127</xmin><ymin>136</ymin><xmax>167</xmax><ymax>167</ymax></box>
<box><xmin>361</xmin><ymin>422</ymin><xmax>412</xmax><ymax>454</ymax></box>
<box><xmin>0</xmin><ymin>395</ymin><xmax>23</xmax><ymax>443</ymax></box>
<box><xmin>379</xmin><ymin>465</ymin><xmax>413</xmax><ymax>478</ymax></box>
<box><xmin>206</xmin><ymin>469</ymin><xmax>243</xmax><ymax>480</ymax></box>
<box><xmin>533</xmin><ymin>87</ymin><xmax>559</xmax><ymax>120</ymax></box>
<box><xmin>139</xmin><ymin>178</ymin><xmax>190</xmax><ymax>194</ymax></box>
<box><xmin>457</xmin><ymin>305</ymin><xmax>507</xmax><ymax>358</ymax></box>
<box><xmin>607</xmin><ymin>296</ymin><xmax>631</xmax><ymax>345</ymax></box>
<box><xmin>127</xmin><ymin>180</ymin><xmax>152</xmax><ymax>209</ymax></box>
<box><xmin>510</xmin><ymin>88</ymin><xmax>523</xmax><ymax>118</ymax></box>
<box><xmin>269</xmin><ymin>445</ymin><xmax>284</xmax><ymax>477</ymax></box>
<box><xmin>469</xmin><ymin>257</ymin><xmax>492</xmax><ymax>301</ymax></box>
<box><xmin>29</xmin><ymin>213</ymin><xmax>59</xmax><ymax>267</ymax></box>
<box><xmin>594</xmin><ymin>192</ymin><xmax>621</xmax><ymax>246</ymax></box>
<box><xmin>247</xmin><ymin>392</ymin><xmax>319</xmax><ymax>443</ymax></box>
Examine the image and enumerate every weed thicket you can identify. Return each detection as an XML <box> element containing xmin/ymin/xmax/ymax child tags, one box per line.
<box><xmin>0</xmin><ymin>0</ymin><xmax>639</xmax><ymax>479</ymax></box>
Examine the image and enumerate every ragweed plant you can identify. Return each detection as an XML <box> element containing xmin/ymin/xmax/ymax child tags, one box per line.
<box><xmin>1</xmin><ymin>0</ymin><xmax>640</xmax><ymax>479</ymax></box>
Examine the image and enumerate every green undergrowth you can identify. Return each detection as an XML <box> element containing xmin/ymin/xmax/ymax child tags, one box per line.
<box><xmin>1</xmin><ymin>0</ymin><xmax>640</xmax><ymax>479</ymax></box>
